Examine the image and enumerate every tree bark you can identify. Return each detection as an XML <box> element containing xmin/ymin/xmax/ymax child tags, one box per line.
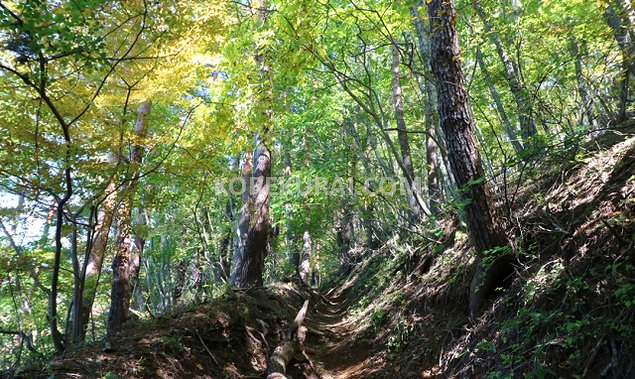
<box><xmin>336</xmin><ymin>203</ymin><xmax>353</xmax><ymax>263</ymax></box>
<box><xmin>298</xmin><ymin>134</ymin><xmax>312</xmax><ymax>281</ymax></box>
<box><xmin>108</xmin><ymin>101</ymin><xmax>151</xmax><ymax>335</ymax></box>
<box><xmin>172</xmin><ymin>260</ymin><xmax>187</xmax><ymax>304</ymax></box>
<box><xmin>231</xmin><ymin>151</ymin><xmax>253</xmax><ymax>285</ymax></box>
<box><xmin>427</xmin><ymin>0</ymin><xmax>511</xmax><ymax>317</ymax></box>
<box><xmin>231</xmin><ymin>143</ymin><xmax>272</xmax><ymax>288</ymax></box>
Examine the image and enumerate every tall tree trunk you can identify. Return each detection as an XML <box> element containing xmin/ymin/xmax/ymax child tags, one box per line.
<box><xmin>49</xmin><ymin>166</ymin><xmax>73</xmax><ymax>354</ymax></box>
<box><xmin>71</xmin><ymin>155</ymin><xmax>118</xmax><ymax>344</ymax></box>
<box><xmin>475</xmin><ymin>3</ymin><xmax>536</xmax><ymax>146</ymax></box>
<box><xmin>232</xmin><ymin>142</ymin><xmax>271</xmax><ymax>287</ymax></box>
<box><xmin>230</xmin><ymin>1</ymin><xmax>273</xmax><ymax>288</ymax></box>
<box><xmin>411</xmin><ymin>4</ymin><xmax>444</xmax><ymax>214</ymax></box>
<box><xmin>476</xmin><ymin>48</ymin><xmax>524</xmax><ymax>153</ymax></box>
<box><xmin>346</xmin><ymin>117</ymin><xmax>380</xmax><ymax>248</ymax></box>
<box><xmin>231</xmin><ymin>152</ymin><xmax>253</xmax><ymax>285</ymax></box>
<box><xmin>391</xmin><ymin>45</ymin><xmax>425</xmax><ymax>222</ymax></box>
<box><xmin>108</xmin><ymin>101</ymin><xmax>151</xmax><ymax>335</ymax></box>
<box><xmin>427</xmin><ymin>0</ymin><xmax>511</xmax><ymax>317</ymax></box>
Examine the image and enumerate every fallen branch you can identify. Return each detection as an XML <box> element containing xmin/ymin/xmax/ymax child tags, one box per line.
<box><xmin>266</xmin><ymin>300</ymin><xmax>309</xmax><ymax>379</ymax></box>
<box><xmin>195</xmin><ymin>328</ymin><xmax>219</xmax><ymax>366</ymax></box>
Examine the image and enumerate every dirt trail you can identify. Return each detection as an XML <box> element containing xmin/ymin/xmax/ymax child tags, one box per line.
<box><xmin>298</xmin><ymin>275</ymin><xmax>383</xmax><ymax>379</ymax></box>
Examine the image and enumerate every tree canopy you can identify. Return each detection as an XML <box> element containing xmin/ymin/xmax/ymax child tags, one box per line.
<box><xmin>0</xmin><ymin>0</ymin><xmax>633</xmax><ymax>373</ymax></box>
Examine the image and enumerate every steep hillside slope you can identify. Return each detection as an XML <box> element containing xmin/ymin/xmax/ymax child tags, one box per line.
<box><xmin>332</xmin><ymin>128</ymin><xmax>635</xmax><ymax>378</ymax></box>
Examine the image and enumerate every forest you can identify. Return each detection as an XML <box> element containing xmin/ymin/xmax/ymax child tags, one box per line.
<box><xmin>0</xmin><ymin>0</ymin><xmax>633</xmax><ymax>377</ymax></box>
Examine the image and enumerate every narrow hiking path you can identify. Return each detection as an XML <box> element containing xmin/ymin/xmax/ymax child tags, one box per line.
<box><xmin>306</xmin><ymin>287</ymin><xmax>362</xmax><ymax>379</ymax></box>
<box><xmin>295</xmin><ymin>271</ymin><xmax>389</xmax><ymax>379</ymax></box>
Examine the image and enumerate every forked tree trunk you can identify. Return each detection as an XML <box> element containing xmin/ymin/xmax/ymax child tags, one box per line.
<box><xmin>108</xmin><ymin>101</ymin><xmax>151</xmax><ymax>335</ymax></box>
<box><xmin>70</xmin><ymin>157</ymin><xmax>118</xmax><ymax>344</ymax></box>
<box><xmin>426</xmin><ymin>0</ymin><xmax>511</xmax><ymax>317</ymax></box>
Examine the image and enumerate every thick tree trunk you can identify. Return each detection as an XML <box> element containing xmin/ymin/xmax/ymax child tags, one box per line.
<box><xmin>231</xmin><ymin>143</ymin><xmax>271</xmax><ymax>288</ymax></box>
<box><xmin>108</xmin><ymin>101</ymin><xmax>151</xmax><ymax>335</ymax></box>
<box><xmin>231</xmin><ymin>152</ymin><xmax>253</xmax><ymax>285</ymax></box>
<box><xmin>475</xmin><ymin>3</ymin><xmax>536</xmax><ymax>146</ymax></box>
<box><xmin>427</xmin><ymin>0</ymin><xmax>511</xmax><ymax>317</ymax></box>
<box><xmin>476</xmin><ymin>48</ymin><xmax>524</xmax><ymax>153</ymax></box>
